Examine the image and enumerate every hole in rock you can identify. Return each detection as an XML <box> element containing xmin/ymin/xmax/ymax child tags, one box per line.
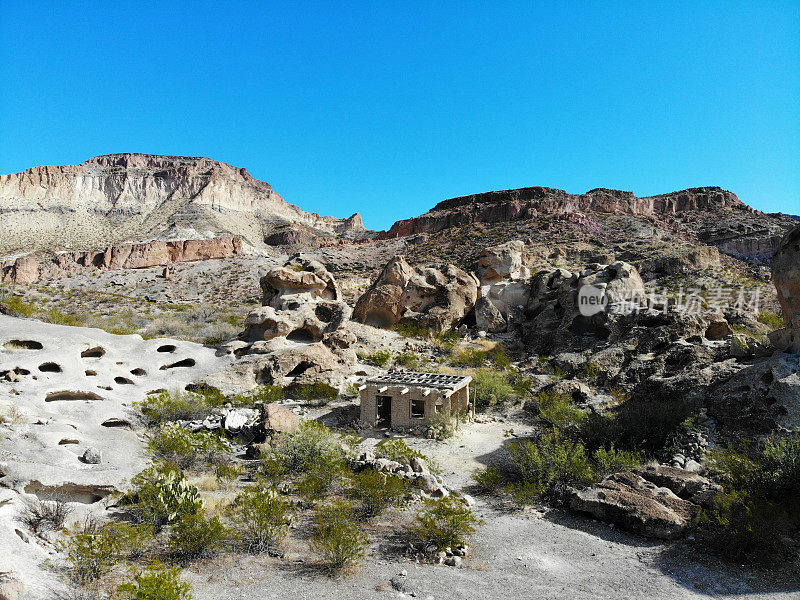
<box><xmin>102</xmin><ymin>417</ymin><xmax>132</xmax><ymax>428</ymax></box>
<box><xmin>38</xmin><ymin>362</ymin><xmax>62</xmax><ymax>373</ymax></box>
<box><xmin>14</xmin><ymin>367</ymin><xmax>30</xmax><ymax>375</ymax></box>
<box><xmin>23</xmin><ymin>482</ymin><xmax>112</xmax><ymax>504</ymax></box>
<box><xmin>286</xmin><ymin>361</ymin><xmax>314</xmax><ymax>377</ymax></box>
<box><xmin>58</xmin><ymin>439</ymin><xmax>80</xmax><ymax>445</ymax></box>
<box><xmin>3</xmin><ymin>340</ymin><xmax>43</xmax><ymax>350</ymax></box>
<box><xmin>114</xmin><ymin>376</ymin><xmax>133</xmax><ymax>385</ymax></box>
<box><xmin>115</xmin><ymin>361</ymin><xmax>123</xmax><ymax>365</ymax></box>
<box><xmin>80</xmin><ymin>347</ymin><xmax>106</xmax><ymax>358</ymax></box>
<box><xmin>98</xmin><ymin>385</ymin><xmax>113</xmax><ymax>390</ymax></box>
<box><xmin>314</xmin><ymin>304</ymin><xmax>335</xmax><ymax>322</ymax></box>
<box><xmin>287</xmin><ymin>328</ymin><xmax>315</xmax><ymax>343</ymax></box>
<box><xmin>364</xmin><ymin>309</ymin><xmax>395</xmax><ymax>329</ymax></box>
<box><xmin>160</xmin><ymin>358</ymin><xmax>196</xmax><ymax>370</ymax></box>
<box><xmin>130</xmin><ymin>368</ymin><xmax>147</xmax><ymax>376</ymax></box>
<box><xmin>45</xmin><ymin>390</ymin><xmax>103</xmax><ymax>402</ymax></box>
<box><xmin>85</xmin><ymin>370</ymin><xmax>97</xmax><ymax>376</ymax></box>
<box><xmin>147</xmin><ymin>389</ymin><xmax>167</xmax><ymax>395</ymax></box>
<box><xmin>157</xmin><ymin>344</ymin><xmax>176</xmax><ymax>353</ymax></box>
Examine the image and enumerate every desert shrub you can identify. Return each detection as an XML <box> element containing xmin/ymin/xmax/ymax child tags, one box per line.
<box><xmin>578</xmin><ymin>398</ymin><xmax>694</xmax><ymax>453</ymax></box>
<box><xmin>698</xmin><ymin>434</ymin><xmax>800</xmax><ymax>563</ymax></box>
<box><xmin>362</xmin><ymin>349</ymin><xmax>392</xmax><ymax>367</ymax></box>
<box><xmin>756</xmin><ymin>310</ymin><xmax>784</xmax><ymax>330</ymax></box>
<box><xmin>116</xmin><ymin>563</ymin><xmax>193</xmax><ymax>600</ymax></box>
<box><xmin>392</xmin><ymin>323</ymin><xmax>432</xmax><ymax>338</ymax></box>
<box><xmin>0</xmin><ymin>293</ymin><xmax>37</xmax><ymax>317</ymax></box>
<box><xmin>263</xmin><ymin>421</ymin><xmax>346</xmax><ymax>478</ymax></box>
<box><xmin>394</xmin><ymin>351</ymin><xmax>421</xmax><ymax>369</ymax></box>
<box><xmin>297</xmin><ymin>460</ymin><xmax>343</xmax><ymax>503</ymax></box>
<box><xmin>248</xmin><ymin>384</ymin><xmax>285</xmax><ymax>404</ymax></box>
<box><xmin>227</xmin><ymin>484</ymin><xmax>291</xmax><ymax>553</ymax></box>
<box><xmin>427</xmin><ymin>411</ymin><xmax>457</xmax><ymax>440</ymax></box>
<box><xmin>409</xmin><ymin>496</ymin><xmax>479</xmax><ymax>552</ymax></box>
<box><xmin>214</xmin><ymin>462</ymin><xmax>243</xmax><ymax>484</ymax></box>
<box><xmin>136</xmin><ymin>391</ymin><xmax>210</xmax><ymax>425</ymax></box>
<box><xmin>286</xmin><ymin>381</ymin><xmax>339</xmax><ymax>402</ymax></box>
<box><xmin>592</xmin><ymin>446</ymin><xmax>643</xmax><ymax>479</ymax></box>
<box><xmin>168</xmin><ymin>511</ymin><xmax>227</xmax><ymax>560</ymax></box>
<box><xmin>17</xmin><ymin>496</ymin><xmax>71</xmax><ymax>533</ymax></box>
<box><xmin>120</xmin><ymin>463</ymin><xmax>202</xmax><ymax>529</ymax></box>
<box><xmin>349</xmin><ymin>469</ymin><xmax>408</xmax><ymax>518</ymax></box>
<box><xmin>375</xmin><ymin>439</ymin><xmax>439</xmax><ymax>473</ymax></box>
<box><xmin>471</xmin><ymin>368</ymin><xmax>519</xmax><ymax>409</ymax></box>
<box><xmin>62</xmin><ymin>521</ymin><xmax>152</xmax><ymax>584</ymax></box>
<box><xmin>434</xmin><ymin>330</ymin><xmax>460</xmax><ymax>348</ymax></box>
<box><xmin>310</xmin><ymin>503</ymin><xmax>368</xmax><ymax>574</ymax></box>
<box><xmin>472</xmin><ymin>465</ymin><xmax>505</xmax><ymax>492</ymax></box>
<box><xmin>507</xmin><ymin>432</ymin><xmax>595</xmax><ymax>501</ymax></box>
<box><xmin>535</xmin><ymin>390</ymin><xmax>586</xmax><ymax>428</ymax></box>
<box><xmin>147</xmin><ymin>424</ymin><xmax>229</xmax><ymax>470</ymax></box>
<box><xmin>450</xmin><ymin>346</ymin><xmax>511</xmax><ymax>369</ymax></box>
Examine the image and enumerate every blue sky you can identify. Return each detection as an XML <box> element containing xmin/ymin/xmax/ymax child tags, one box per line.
<box><xmin>1</xmin><ymin>1</ymin><xmax>798</xmax><ymax>230</ymax></box>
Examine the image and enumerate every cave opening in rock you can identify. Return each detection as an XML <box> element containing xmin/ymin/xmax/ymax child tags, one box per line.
<box><xmin>287</xmin><ymin>328</ymin><xmax>315</xmax><ymax>343</ymax></box>
<box><xmin>3</xmin><ymin>339</ymin><xmax>43</xmax><ymax>350</ymax></box>
<box><xmin>38</xmin><ymin>362</ymin><xmax>62</xmax><ymax>373</ymax></box>
<box><xmin>160</xmin><ymin>358</ymin><xmax>196</xmax><ymax>370</ymax></box>
<box><xmin>80</xmin><ymin>346</ymin><xmax>106</xmax><ymax>358</ymax></box>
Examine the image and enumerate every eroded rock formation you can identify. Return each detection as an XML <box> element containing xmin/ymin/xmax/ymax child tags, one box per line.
<box><xmin>353</xmin><ymin>256</ymin><xmax>479</xmax><ymax>331</ymax></box>
<box><xmin>772</xmin><ymin>224</ymin><xmax>800</xmax><ymax>352</ymax></box>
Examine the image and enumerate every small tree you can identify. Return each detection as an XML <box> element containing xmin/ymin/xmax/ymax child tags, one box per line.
<box><xmin>116</xmin><ymin>563</ymin><xmax>193</xmax><ymax>600</ymax></box>
<box><xmin>168</xmin><ymin>511</ymin><xmax>227</xmax><ymax>560</ymax></box>
<box><xmin>349</xmin><ymin>470</ymin><xmax>408</xmax><ymax>518</ymax></box>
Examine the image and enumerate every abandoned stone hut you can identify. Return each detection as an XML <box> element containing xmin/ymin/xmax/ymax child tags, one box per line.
<box><xmin>359</xmin><ymin>370</ymin><xmax>473</xmax><ymax>429</ymax></box>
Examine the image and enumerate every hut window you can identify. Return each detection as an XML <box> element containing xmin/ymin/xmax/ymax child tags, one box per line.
<box><xmin>411</xmin><ymin>399</ymin><xmax>425</xmax><ymax>418</ymax></box>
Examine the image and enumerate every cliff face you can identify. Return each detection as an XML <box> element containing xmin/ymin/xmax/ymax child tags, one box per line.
<box><xmin>383</xmin><ymin>186</ymin><xmax>751</xmax><ymax>238</ymax></box>
<box><xmin>0</xmin><ymin>153</ymin><xmax>367</xmax><ymax>253</ymax></box>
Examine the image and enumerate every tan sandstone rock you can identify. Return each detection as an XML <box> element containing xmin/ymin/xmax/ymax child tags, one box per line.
<box><xmin>771</xmin><ymin>223</ymin><xmax>800</xmax><ymax>352</ymax></box>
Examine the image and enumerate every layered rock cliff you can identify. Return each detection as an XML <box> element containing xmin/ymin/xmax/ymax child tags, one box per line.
<box><xmin>0</xmin><ymin>153</ymin><xmax>368</xmax><ymax>253</ymax></box>
<box><xmin>383</xmin><ymin>186</ymin><xmax>751</xmax><ymax>238</ymax></box>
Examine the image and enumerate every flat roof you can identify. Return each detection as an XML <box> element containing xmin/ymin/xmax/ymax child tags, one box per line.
<box><xmin>365</xmin><ymin>370</ymin><xmax>471</xmax><ymax>390</ymax></box>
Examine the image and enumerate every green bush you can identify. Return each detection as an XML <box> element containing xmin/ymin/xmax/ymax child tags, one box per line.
<box><xmin>507</xmin><ymin>432</ymin><xmax>595</xmax><ymax>501</ymax></box>
<box><xmin>349</xmin><ymin>469</ymin><xmax>408</xmax><ymax>518</ymax></box>
<box><xmin>578</xmin><ymin>398</ymin><xmax>694</xmax><ymax>453</ymax></box>
<box><xmin>471</xmin><ymin>368</ymin><xmax>519</xmax><ymax>409</ymax></box>
<box><xmin>310</xmin><ymin>503</ymin><xmax>368</xmax><ymax>574</ymax></box>
<box><xmin>0</xmin><ymin>293</ymin><xmax>37</xmax><ymax>317</ymax></box>
<box><xmin>698</xmin><ymin>434</ymin><xmax>800</xmax><ymax>563</ymax></box>
<box><xmin>120</xmin><ymin>464</ymin><xmax>202</xmax><ymax>529</ymax></box>
<box><xmin>286</xmin><ymin>381</ymin><xmax>339</xmax><ymax>402</ymax></box>
<box><xmin>227</xmin><ymin>484</ymin><xmax>292</xmax><ymax>553</ymax></box>
<box><xmin>392</xmin><ymin>323</ymin><xmax>432</xmax><ymax>338</ymax></box>
<box><xmin>394</xmin><ymin>351</ymin><xmax>421</xmax><ymax>369</ymax></box>
<box><xmin>168</xmin><ymin>511</ymin><xmax>227</xmax><ymax>560</ymax></box>
<box><xmin>535</xmin><ymin>390</ymin><xmax>586</xmax><ymax>428</ymax></box>
<box><xmin>450</xmin><ymin>346</ymin><xmax>510</xmax><ymax>369</ymax></box>
<box><xmin>409</xmin><ymin>496</ymin><xmax>479</xmax><ymax>552</ymax></box>
<box><xmin>63</xmin><ymin>527</ymin><xmax>121</xmax><ymax>584</ymax></box>
<box><xmin>472</xmin><ymin>466</ymin><xmax>505</xmax><ymax>492</ymax></box>
<box><xmin>136</xmin><ymin>391</ymin><xmax>210</xmax><ymax>425</ymax></box>
<box><xmin>592</xmin><ymin>446</ymin><xmax>643</xmax><ymax>479</ymax></box>
<box><xmin>297</xmin><ymin>461</ymin><xmax>343</xmax><ymax>503</ymax></box>
<box><xmin>263</xmin><ymin>421</ymin><xmax>346</xmax><ymax>478</ymax></box>
<box><xmin>117</xmin><ymin>563</ymin><xmax>193</xmax><ymax>600</ymax></box>
<box><xmin>756</xmin><ymin>310</ymin><xmax>785</xmax><ymax>330</ymax></box>
<box><xmin>147</xmin><ymin>424</ymin><xmax>229</xmax><ymax>470</ymax></box>
<box><xmin>362</xmin><ymin>349</ymin><xmax>392</xmax><ymax>367</ymax></box>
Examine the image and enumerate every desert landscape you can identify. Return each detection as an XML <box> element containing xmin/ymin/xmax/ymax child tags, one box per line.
<box><xmin>0</xmin><ymin>153</ymin><xmax>798</xmax><ymax>599</ymax></box>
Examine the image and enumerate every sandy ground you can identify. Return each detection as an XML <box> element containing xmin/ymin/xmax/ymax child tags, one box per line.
<box><xmin>186</xmin><ymin>410</ymin><xmax>800</xmax><ymax>600</ymax></box>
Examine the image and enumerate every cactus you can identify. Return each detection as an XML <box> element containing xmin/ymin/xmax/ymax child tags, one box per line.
<box><xmin>121</xmin><ymin>463</ymin><xmax>202</xmax><ymax>528</ymax></box>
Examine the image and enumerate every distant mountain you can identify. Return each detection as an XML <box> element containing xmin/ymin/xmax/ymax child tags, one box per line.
<box><xmin>0</xmin><ymin>153</ymin><xmax>370</xmax><ymax>254</ymax></box>
<box><xmin>381</xmin><ymin>185</ymin><xmax>798</xmax><ymax>262</ymax></box>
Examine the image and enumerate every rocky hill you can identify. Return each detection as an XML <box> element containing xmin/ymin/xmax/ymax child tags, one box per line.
<box><xmin>0</xmin><ymin>153</ymin><xmax>370</xmax><ymax>253</ymax></box>
<box><xmin>383</xmin><ymin>186</ymin><xmax>797</xmax><ymax>263</ymax></box>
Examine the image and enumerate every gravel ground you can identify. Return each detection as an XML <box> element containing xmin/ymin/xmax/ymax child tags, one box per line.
<box><xmin>186</xmin><ymin>414</ymin><xmax>799</xmax><ymax>600</ymax></box>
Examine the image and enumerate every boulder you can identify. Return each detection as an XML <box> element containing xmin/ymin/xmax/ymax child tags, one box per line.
<box><xmin>569</xmin><ymin>471</ymin><xmax>698</xmax><ymax>539</ymax></box>
<box><xmin>354</xmin><ymin>256</ymin><xmax>479</xmax><ymax>331</ymax></box>
<box><xmin>771</xmin><ymin>224</ymin><xmax>800</xmax><ymax>352</ymax></box>
<box><xmin>477</xmin><ymin>240</ymin><xmax>528</xmax><ymax>283</ymax></box>
<box><xmin>260</xmin><ymin>257</ymin><xmax>341</xmax><ymax>307</ymax></box>
<box><xmin>260</xmin><ymin>402</ymin><xmax>300</xmax><ymax>434</ymax></box>
<box><xmin>81</xmin><ymin>447</ymin><xmax>102</xmax><ymax>464</ymax></box>
<box><xmin>1</xmin><ymin>256</ymin><xmax>39</xmax><ymax>284</ymax></box>
<box><xmin>474</xmin><ymin>296</ymin><xmax>506</xmax><ymax>333</ymax></box>
<box><xmin>633</xmin><ymin>465</ymin><xmax>720</xmax><ymax>505</ymax></box>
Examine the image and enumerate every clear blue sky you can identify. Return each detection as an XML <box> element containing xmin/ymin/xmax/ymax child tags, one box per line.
<box><xmin>1</xmin><ymin>1</ymin><xmax>798</xmax><ymax>229</ymax></box>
